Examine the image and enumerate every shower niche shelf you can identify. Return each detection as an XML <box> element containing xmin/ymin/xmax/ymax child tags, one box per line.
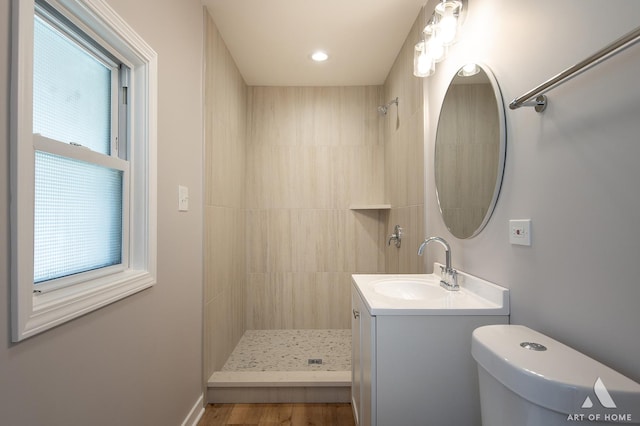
<box><xmin>349</xmin><ymin>204</ymin><xmax>391</xmax><ymax>210</ymax></box>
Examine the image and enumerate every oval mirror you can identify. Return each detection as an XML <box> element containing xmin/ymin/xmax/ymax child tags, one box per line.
<box><xmin>434</xmin><ymin>63</ymin><xmax>506</xmax><ymax>239</ymax></box>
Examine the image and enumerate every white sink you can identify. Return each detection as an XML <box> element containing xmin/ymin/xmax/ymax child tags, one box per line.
<box><xmin>352</xmin><ymin>263</ymin><xmax>509</xmax><ymax>316</ymax></box>
<box><xmin>371</xmin><ymin>277</ymin><xmax>446</xmax><ymax>300</ymax></box>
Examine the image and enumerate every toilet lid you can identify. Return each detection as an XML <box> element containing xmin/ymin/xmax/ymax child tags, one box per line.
<box><xmin>472</xmin><ymin>324</ymin><xmax>640</xmax><ymax>419</ymax></box>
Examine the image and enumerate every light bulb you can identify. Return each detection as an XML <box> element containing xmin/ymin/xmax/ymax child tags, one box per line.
<box><xmin>413</xmin><ymin>41</ymin><xmax>434</xmax><ymax>77</ymax></box>
<box><xmin>428</xmin><ymin>36</ymin><xmax>446</xmax><ymax>63</ymax></box>
<box><xmin>424</xmin><ymin>24</ymin><xmax>447</xmax><ymax>63</ymax></box>
<box><xmin>417</xmin><ymin>52</ymin><xmax>434</xmax><ymax>76</ymax></box>
<box><xmin>311</xmin><ymin>51</ymin><xmax>328</xmax><ymax>62</ymax></box>
<box><xmin>435</xmin><ymin>1</ymin><xmax>462</xmax><ymax>46</ymax></box>
<box><xmin>438</xmin><ymin>15</ymin><xmax>457</xmax><ymax>45</ymax></box>
<box><xmin>458</xmin><ymin>63</ymin><xmax>480</xmax><ymax>77</ymax></box>
<box><xmin>413</xmin><ymin>42</ymin><xmax>423</xmax><ymax>77</ymax></box>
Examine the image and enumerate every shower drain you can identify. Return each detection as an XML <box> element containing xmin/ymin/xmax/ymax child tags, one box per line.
<box><xmin>308</xmin><ymin>358</ymin><xmax>323</xmax><ymax>365</ymax></box>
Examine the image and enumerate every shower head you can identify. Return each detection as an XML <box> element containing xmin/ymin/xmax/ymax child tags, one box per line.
<box><xmin>378</xmin><ymin>97</ymin><xmax>399</xmax><ymax>116</ymax></box>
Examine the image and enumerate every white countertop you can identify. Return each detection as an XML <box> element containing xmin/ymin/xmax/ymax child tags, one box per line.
<box><xmin>352</xmin><ymin>263</ymin><xmax>509</xmax><ymax>316</ymax></box>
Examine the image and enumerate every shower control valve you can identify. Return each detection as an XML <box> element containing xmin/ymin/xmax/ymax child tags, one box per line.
<box><xmin>387</xmin><ymin>225</ymin><xmax>403</xmax><ymax>248</ymax></box>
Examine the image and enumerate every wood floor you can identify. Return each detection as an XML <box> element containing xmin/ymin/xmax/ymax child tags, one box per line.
<box><xmin>198</xmin><ymin>403</ymin><xmax>356</xmax><ymax>426</ymax></box>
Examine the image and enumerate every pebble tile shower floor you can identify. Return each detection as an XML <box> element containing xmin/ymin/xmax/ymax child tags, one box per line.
<box><xmin>221</xmin><ymin>329</ymin><xmax>351</xmax><ymax>372</ymax></box>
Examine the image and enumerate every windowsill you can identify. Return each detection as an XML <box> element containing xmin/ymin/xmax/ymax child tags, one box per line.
<box><xmin>20</xmin><ymin>270</ymin><xmax>155</xmax><ymax>340</ymax></box>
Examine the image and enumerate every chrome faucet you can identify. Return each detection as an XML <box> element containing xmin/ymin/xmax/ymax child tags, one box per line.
<box><xmin>417</xmin><ymin>236</ymin><xmax>459</xmax><ymax>291</ymax></box>
<box><xmin>387</xmin><ymin>225</ymin><xmax>403</xmax><ymax>248</ymax></box>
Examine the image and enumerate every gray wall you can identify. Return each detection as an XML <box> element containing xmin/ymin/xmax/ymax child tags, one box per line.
<box><xmin>0</xmin><ymin>0</ymin><xmax>205</xmax><ymax>424</ymax></box>
<box><xmin>423</xmin><ymin>0</ymin><xmax>640</xmax><ymax>382</ymax></box>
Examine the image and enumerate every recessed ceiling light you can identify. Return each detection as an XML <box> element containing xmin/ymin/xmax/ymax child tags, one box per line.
<box><xmin>311</xmin><ymin>51</ymin><xmax>329</xmax><ymax>62</ymax></box>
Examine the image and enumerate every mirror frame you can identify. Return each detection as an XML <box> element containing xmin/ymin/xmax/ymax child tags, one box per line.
<box><xmin>434</xmin><ymin>63</ymin><xmax>507</xmax><ymax>239</ymax></box>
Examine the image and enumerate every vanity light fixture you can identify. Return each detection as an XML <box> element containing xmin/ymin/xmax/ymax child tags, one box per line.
<box><xmin>311</xmin><ymin>50</ymin><xmax>329</xmax><ymax>62</ymax></box>
<box><xmin>413</xmin><ymin>0</ymin><xmax>465</xmax><ymax>78</ymax></box>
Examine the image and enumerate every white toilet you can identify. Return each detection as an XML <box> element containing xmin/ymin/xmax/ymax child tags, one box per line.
<box><xmin>472</xmin><ymin>324</ymin><xmax>640</xmax><ymax>425</ymax></box>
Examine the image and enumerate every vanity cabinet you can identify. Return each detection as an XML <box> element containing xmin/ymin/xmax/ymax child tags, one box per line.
<box><xmin>351</xmin><ymin>281</ymin><xmax>508</xmax><ymax>426</ymax></box>
<box><xmin>351</xmin><ymin>285</ymin><xmax>375</xmax><ymax>426</ymax></box>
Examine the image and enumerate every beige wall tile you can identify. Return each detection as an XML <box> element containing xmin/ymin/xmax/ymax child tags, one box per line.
<box><xmin>351</xmin><ymin>210</ymin><xmax>385</xmax><ymax>273</ymax></box>
<box><xmin>205</xmin><ymin>206</ymin><xmax>228</xmax><ymax>302</ymax></box>
<box><xmin>245</xmin><ymin>273</ymin><xmax>295</xmax><ymax>329</ymax></box>
<box><xmin>246</xmin><ymin>209</ymin><xmax>268</xmax><ymax>273</ymax></box>
<box><xmin>383</xmin><ymin>10</ymin><xmax>426</xmax><ymax>274</ymax></box>
<box><xmin>292</xmin><ymin>272</ymin><xmax>352</xmax><ymax>329</ymax></box>
<box><xmin>248</xmin><ymin>86</ymin><xmax>382</xmax><ymax>148</ymax></box>
<box><xmin>244</xmin><ymin>86</ymin><xmax>386</xmax><ymax>330</ymax></box>
<box><xmin>204</xmin><ymin>12</ymin><xmax>247</xmax><ymax>377</ymax></box>
<box><xmin>205</xmin><ymin>292</ymin><xmax>232</xmax><ymax>376</ymax></box>
<box><xmin>246</xmin><ymin>144</ymin><xmax>386</xmax><ymax>210</ymax></box>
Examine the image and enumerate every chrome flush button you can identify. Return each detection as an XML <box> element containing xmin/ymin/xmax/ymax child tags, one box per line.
<box><xmin>520</xmin><ymin>342</ymin><xmax>547</xmax><ymax>351</ymax></box>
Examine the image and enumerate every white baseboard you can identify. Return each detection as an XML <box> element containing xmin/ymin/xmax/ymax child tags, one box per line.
<box><xmin>181</xmin><ymin>394</ymin><xmax>205</xmax><ymax>426</ymax></box>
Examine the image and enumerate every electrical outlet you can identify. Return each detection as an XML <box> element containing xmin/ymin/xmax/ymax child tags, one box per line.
<box><xmin>509</xmin><ymin>219</ymin><xmax>531</xmax><ymax>246</ymax></box>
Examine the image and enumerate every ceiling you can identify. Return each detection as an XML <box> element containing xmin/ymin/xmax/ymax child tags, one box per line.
<box><xmin>202</xmin><ymin>0</ymin><xmax>426</xmax><ymax>86</ymax></box>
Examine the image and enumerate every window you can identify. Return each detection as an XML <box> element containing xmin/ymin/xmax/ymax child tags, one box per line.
<box><xmin>10</xmin><ymin>0</ymin><xmax>157</xmax><ymax>341</ymax></box>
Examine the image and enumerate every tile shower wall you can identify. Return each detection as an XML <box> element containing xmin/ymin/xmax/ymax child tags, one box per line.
<box><xmin>245</xmin><ymin>86</ymin><xmax>386</xmax><ymax>330</ymax></box>
<box><xmin>383</xmin><ymin>10</ymin><xmax>426</xmax><ymax>274</ymax></box>
<box><xmin>204</xmin><ymin>13</ymin><xmax>247</xmax><ymax>377</ymax></box>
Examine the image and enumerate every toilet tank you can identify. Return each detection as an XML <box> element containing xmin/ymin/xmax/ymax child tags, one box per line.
<box><xmin>472</xmin><ymin>325</ymin><xmax>640</xmax><ymax>426</ymax></box>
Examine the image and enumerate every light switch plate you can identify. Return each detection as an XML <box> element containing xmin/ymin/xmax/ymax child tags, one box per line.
<box><xmin>178</xmin><ymin>185</ymin><xmax>189</xmax><ymax>212</ymax></box>
<box><xmin>509</xmin><ymin>219</ymin><xmax>531</xmax><ymax>246</ymax></box>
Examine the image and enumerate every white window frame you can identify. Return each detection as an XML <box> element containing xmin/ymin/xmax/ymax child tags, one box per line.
<box><xmin>10</xmin><ymin>0</ymin><xmax>157</xmax><ymax>342</ymax></box>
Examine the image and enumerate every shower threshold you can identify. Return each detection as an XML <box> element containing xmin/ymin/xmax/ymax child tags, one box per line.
<box><xmin>207</xmin><ymin>329</ymin><xmax>351</xmax><ymax>403</ymax></box>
